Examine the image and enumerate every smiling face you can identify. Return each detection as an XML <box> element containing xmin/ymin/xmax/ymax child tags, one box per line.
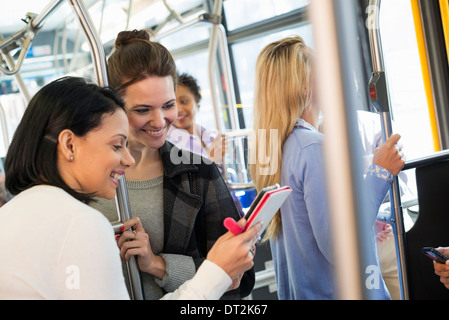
<box><xmin>122</xmin><ymin>76</ymin><xmax>178</xmax><ymax>150</ymax></box>
<box><xmin>174</xmin><ymin>84</ymin><xmax>198</xmax><ymax>134</ymax></box>
<box><xmin>64</xmin><ymin>109</ymin><xmax>135</xmax><ymax>199</ymax></box>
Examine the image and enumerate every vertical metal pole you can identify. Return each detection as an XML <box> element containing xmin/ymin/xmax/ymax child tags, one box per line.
<box><xmin>207</xmin><ymin>1</ymin><xmax>240</xmax><ymax>134</ymax></box>
<box><xmin>68</xmin><ymin>0</ymin><xmax>107</xmax><ymax>86</ymax></box>
<box><xmin>208</xmin><ymin>0</ymin><xmax>232</xmax><ymax>184</ymax></box>
<box><xmin>215</xmin><ymin>24</ymin><xmax>249</xmax><ymax>183</ymax></box>
<box><xmin>208</xmin><ymin>0</ymin><xmax>224</xmax><ymax>133</ymax></box>
<box><xmin>367</xmin><ymin>0</ymin><xmax>409</xmax><ymax>300</ymax></box>
<box><xmin>216</xmin><ymin>24</ymin><xmax>239</xmax><ymax>132</ymax></box>
<box><xmin>68</xmin><ymin>0</ymin><xmax>144</xmax><ymax>300</ymax></box>
<box><xmin>310</xmin><ymin>0</ymin><xmax>390</xmax><ymax>300</ymax></box>
<box><xmin>310</xmin><ymin>0</ymin><xmax>369</xmax><ymax>300</ymax></box>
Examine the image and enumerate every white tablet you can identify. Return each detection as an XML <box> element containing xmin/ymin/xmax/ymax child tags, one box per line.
<box><xmin>243</xmin><ymin>184</ymin><xmax>292</xmax><ymax>233</ymax></box>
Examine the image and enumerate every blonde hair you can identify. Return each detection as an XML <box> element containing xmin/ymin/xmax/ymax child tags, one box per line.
<box><xmin>250</xmin><ymin>36</ymin><xmax>312</xmax><ymax>241</ymax></box>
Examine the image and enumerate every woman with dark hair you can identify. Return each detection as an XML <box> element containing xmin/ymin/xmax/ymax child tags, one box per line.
<box><xmin>0</xmin><ymin>76</ymin><xmax>134</xmax><ymax>299</ymax></box>
<box><xmin>92</xmin><ymin>29</ymin><xmax>255</xmax><ymax>300</ymax></box>
<box><xmin>0</xmin><ymin>76</ymin><xmax>261</xmax><ymax>299</ymax></box>
<box><xmin>4</xmin><ymin>77</ymin><xmax>129</xmax><ymax>202</ymax></box>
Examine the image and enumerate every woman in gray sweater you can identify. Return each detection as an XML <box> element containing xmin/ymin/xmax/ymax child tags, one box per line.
<box><xmin>91</xmin><ymin>29</ymin><xmax>255</xmax><ymax>300</ymax></box>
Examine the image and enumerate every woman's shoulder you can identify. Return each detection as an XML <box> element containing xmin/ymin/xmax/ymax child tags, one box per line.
<box><xmin>10</xmin><ymin>185</ymin><xmax>109</xmax><ymax>222</ymax></box>
<box><xmin>287</xmin><ymin>124</ymin><xmax>324</xmax><ymax>151</ymax></box>
<box><xmin>0</xmin><ymin>185</ymin><xmax>113</xmax><ymax>243</ymax></box>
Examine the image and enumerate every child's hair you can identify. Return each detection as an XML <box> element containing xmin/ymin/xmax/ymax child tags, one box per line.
<box><xmin>177</xmin><ymin>72</ymin><xmax>202</xmax><ymax>106</ymax></box>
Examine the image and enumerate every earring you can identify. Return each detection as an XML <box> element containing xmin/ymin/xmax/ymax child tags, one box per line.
<box><xmin>69</xmin><ymin>156</ymin><xmax>74</xmax><ymax>162</ymax></box>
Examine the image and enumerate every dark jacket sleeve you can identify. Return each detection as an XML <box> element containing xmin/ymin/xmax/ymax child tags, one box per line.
<box><xmin>161</xmin><ymin>141</ymin><xmax>255</xmax><ymax>299</ymax></box>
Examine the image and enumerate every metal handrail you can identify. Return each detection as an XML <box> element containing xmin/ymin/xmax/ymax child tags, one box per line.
<box><xmin>367</xmin><ymin>0</ymin><xmax>409</xmax><ymax>300</ymax></box>
<box><xmin>156</xmin><ymin>0</ymin><xmax>254</xmax><ymax>189</ymax></box>
<box><xmin>207</xmin><ymin>0</ymin><xmax>254</xmax><ymax>187</ymax></box>
<box><xmin>0</xmin><ymin>0</ymin><xmax>65</xmax><ymax>76</ymax></box>
<box><xmin>403</xmin><ymin>149</ymin><xmax>449</xmax><ymax>170</ymax></box>
<box><xmin>0</xmin><ymin>34</ymin><xmax>31</xmax><ymax>103</ymax></box>
<box><xmin>310</xmin><ymin>0</ymin><xmax>367</xmax><ymax>299</ymax></box>
<box><xmin>69</xmin><ymin>0</ymin><xmax>107</xmax><ymax>85</ymax></box>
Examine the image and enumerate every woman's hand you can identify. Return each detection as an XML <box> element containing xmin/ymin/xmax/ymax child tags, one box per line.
<box><xmin>226</xmin><ymin>244</ymin><xmax>256</xmax><ymax>292</ymax></box>
<box><xmin>227</xmin><ymin>273</ymin><xmax>244</xmax><ymax>292</ymax></box>
<box><xmin>374</xmin><ymin>220</ymin><xmax>393</xmax><ymax>244</ymax></box>
<box><xmin>372</xmin><ymin>134</ymin><xmax>405</xmax><ymax>176</ymax></box>
<box><xmin>433</xmin><ymin>247</ymin><xmax>449</xmax><ymax>289</ymax></box>
<box><xmin>207</xmin><ymin>218</ymin><xmax>262</xmax><ymax>280</ymax></box>
<box><xmin>208</xmin><ymin>134</ymin><xmax>228</xmax><ymax>163</ymax></box>
<box><xmin>117</xmin><ymin>217</ymin><xmax>166</xmax><ymax>279</ymax></box>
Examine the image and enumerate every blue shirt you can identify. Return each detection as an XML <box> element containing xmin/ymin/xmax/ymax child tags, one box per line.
<box><xmin>271</xmin><ymin>118</ymin><xmax>392</xmax><ymax>300</ymax></box>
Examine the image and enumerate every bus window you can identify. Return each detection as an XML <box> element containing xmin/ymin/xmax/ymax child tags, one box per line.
<box><xmin>375</xmin><ymin>0</ymin><xmax>432</xmax><ymax>223</ymax></box>
<box><xmin>379</xmin><ymin>0</ymin><xmax>434</xmax><ymax>160</ymax></box>
<box><xmin>231</xmin><ymin>24</ymin><xmax>313</xmax><ymax>129</ymax></box>
<box><xmin>159</xmin><ymin>24</ymin><xmax>211</xmax><ymax>52</ymax></box>
<box><xmin>224</xmin><ymin>0</ymin><xmax>309</xmax><ymax>31</ymax></box>
<box><xmin>0</xmin><ymin>76</ymin><xmax>52</xmax><ymax>158</ymax></box>
<box><xmin>174</xmin><ymin>50</ymin><xmax>217</xmax><ymax>131</ymax></box>
<box><xmin>0</xmin><ymin>92</ymin><xmax>26</xmax><ymax>158</ymax></box>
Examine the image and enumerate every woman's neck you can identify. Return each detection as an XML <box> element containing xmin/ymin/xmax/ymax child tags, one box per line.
<box><xmin>300</xmin><ymin>104</ymin><xmax>319</xmax><ymax>129</ymax></box>
<box><xmin>126</xmin><ymin>142</ymin><xmax>164</xmax><ymax>181</ymax></box>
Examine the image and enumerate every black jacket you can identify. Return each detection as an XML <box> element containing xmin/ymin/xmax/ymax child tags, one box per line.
<box><xmin>160</xmin><ymin>141</ymin><xmax>255</xmax><ymax>299</ymax></box>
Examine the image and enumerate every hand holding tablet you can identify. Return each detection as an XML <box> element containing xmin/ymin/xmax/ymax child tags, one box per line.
<box><xmin>224</xmin><ymin>184</ymin><xmax>292</xmax><ymax>236</ymax></box>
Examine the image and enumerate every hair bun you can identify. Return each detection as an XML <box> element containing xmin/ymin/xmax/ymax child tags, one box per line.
<box><xmin>114</xmin><ymin>29</ymin><xmax>150</xmax><ymax>48</ymax></box>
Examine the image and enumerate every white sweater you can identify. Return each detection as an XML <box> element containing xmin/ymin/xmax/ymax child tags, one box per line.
<box><xmin>0</xmin><ymin>185</ymin><xmax>230</xmax><ymax>300</ymax></box>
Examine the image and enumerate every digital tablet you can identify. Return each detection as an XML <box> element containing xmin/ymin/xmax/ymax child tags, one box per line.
<box><xmin>224</xmin><ymin>184</ymin><xmax>292</xmax><ymax>235</ymax></box>
<box><xmin>243</xmin><ymin>185</ymin><xmax>292</xmax><ymax>233</ymax></box>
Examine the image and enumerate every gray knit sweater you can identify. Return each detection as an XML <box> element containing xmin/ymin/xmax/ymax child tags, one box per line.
<box><xmin>91</xmin><ymin>175</ymin><xmax>196</xmax><ymax>300</ymax></box>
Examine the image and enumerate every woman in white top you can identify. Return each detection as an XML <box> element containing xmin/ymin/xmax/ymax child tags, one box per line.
<box><xmin>0</xmin><ymin>77</ymin><xmax>261</xmax><ymax>299</ymax></box>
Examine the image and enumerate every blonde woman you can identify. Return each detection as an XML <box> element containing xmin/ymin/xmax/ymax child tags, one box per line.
<box><xmin>250</xmin><ymin>36</ymin><xmax>405</xmax><ymax>299</ymax></box>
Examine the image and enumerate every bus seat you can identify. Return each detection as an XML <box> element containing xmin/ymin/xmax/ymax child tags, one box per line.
<box><xmin>405</xmin><ymin>160</ymin><xmax>449</xmax><ymax>299</ymax></box>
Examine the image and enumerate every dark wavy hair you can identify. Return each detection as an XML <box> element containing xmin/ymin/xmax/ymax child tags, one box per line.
<box><xmin>5</xmin><ymin>76</ymin><xmax>125</xmax><ymax>203</ymax></box>
<box><xmin>177</xmin><ymin>72</ymin><xmax>202</xmax><ymax>106</ymax></box>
